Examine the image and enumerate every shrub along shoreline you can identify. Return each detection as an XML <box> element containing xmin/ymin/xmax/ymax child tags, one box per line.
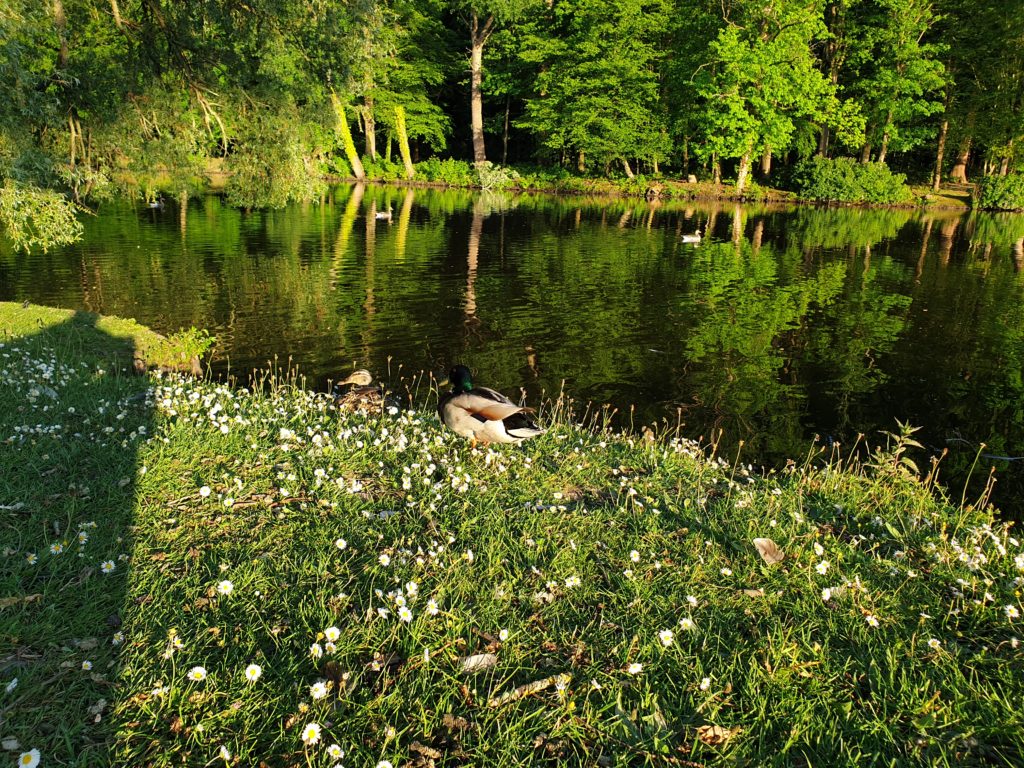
<box><xmin>2</xmin><ymin>302</ymin><xmax>1022</xmax><ymax>767</ymax></box>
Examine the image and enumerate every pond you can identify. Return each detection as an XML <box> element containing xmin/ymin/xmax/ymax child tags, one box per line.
<box><xmin>3</xmin><ymin>185</ymin><xmax>1024</xmax><ymax>516</ymax></box>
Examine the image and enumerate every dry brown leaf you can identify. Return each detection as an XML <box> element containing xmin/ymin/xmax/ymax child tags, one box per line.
<box><xmin>0</xmin><ymin>593</ymin><xmax>42</xmax><ymax>609</ymax></box>
<box><xmin>458</xmin><ymin>653</ymin><xmax>498</xmax><ymax>674</ymax></box>
<box><xmin>410</xmin><ymin>742</ymin><xmax>443</xmax><ymax>759</ymax></box>
<box><xmin>2</xmin><ymin>738</ymin><xmax>20</xmax><ymax>752</ymax></box>
<box><xmin>753</xmin><ymin>537</ymin><xmax>784</xmax><ymax>565</ymax></box>
<box><xmin>487</xmin><ymin>673</ymin><xmax>571</xmax><ymax>708</ymax></box>
<box><xmin>696</xmin><ymin>724</ymin><xmax>741</xmax><ymax>746</ymax></box>
<box><xmin>741</xmin><ymin>588</ymin><xmax>765</xmax><ymax>598</ymax></box>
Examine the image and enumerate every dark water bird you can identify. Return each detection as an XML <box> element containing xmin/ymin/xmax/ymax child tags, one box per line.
<box><xmin>374</xmin><ymin>205</ymin><xmax>393</xmax><ymax>222</ymax></box>
<box><xmin>438</xmin><ymin>364</ymin><xmax>544</xmax><ymax>448</ymax></box>
<box><xmin>680</xmin><ymin>226</ymin><xmax>702</xmax><ymax>243</ymax></box>
<box><xmin>332</xmin><ymin>369</ymin><xmax>386</xmax><ymax>410</ymax></box>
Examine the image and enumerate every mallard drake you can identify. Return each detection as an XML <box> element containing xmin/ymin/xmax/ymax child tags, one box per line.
<box><xmin>438</xmin><ymin>365</ymin><xmax>544</xmax><ymax>448</ymax></box>
<box><xmin>332</xmin><ymin>369</ymin><xmax>385</xmax><ymax>410</ymax></box>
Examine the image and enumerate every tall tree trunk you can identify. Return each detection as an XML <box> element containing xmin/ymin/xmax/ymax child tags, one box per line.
<box><xmin>932</xmin><ymin>118</ymin><xmax>948</xmax><ymax>192</ymax></box>
<box><xmin>712</xmin><ymin>155</ymin><xmax>721</xmax><ymax>184</ymax></box>
<box><xmin>469</xmin><ymin>13</ymin><xmax>494</xmax><ymax>165</ymax></box>
<box><xmin>621</xmin><ymin>157</ymin><xmax>634</xmax><ymax>178</ymax></box>
<box><xmin>394</xmin><ymin>106</ymin><xmax>414</xmax><ymax>180</ymax></box>
<box><xmin>109</xmin><ymin>0</ymin><xmax>123</xmax><ymax>29</ymax></box>
<box><xmin>502</xmin><ymin>96</ymin><xmax>510</xmax><ymax>165</ymax></box>
<box><xmin>761</xmin><ymin>146</ymin><xmax>772</xmax><ymax>177</ymax></box>
<box><xmin>53</xmin><ymin>0</ymin><xmax>69</xmax><ymax>68</ymax></box>
<box><xmin>331</xmin><ymin>92</ymin><xmax>365</xmax><ymax>180</ymax></box>
<box><xmin>577</xmin><ymin>151</ymin><xmax>585</xmax><ymax>173</ymax></box>
<box><xmin>950</xmin><ymin>136</ymin><xmax>972</xmax><ymax>183</ymax></box>
<box><xmin>878</xmin><ymin>111</ymin><xmax>893</xmax><ymax>164</ymax></box>
<box><xmin>736</xmin><ymin>151</ymin><xmax>752</xmax><ymax>193</ymax></box>
<box><xmin>363</xmin><ymin>97</ymin><xmax>376</xmax><ymax>160</ymax></box>
<box><xmin>818</xmin><ymin>125</ymin><xmax>830</xmax><ymax>157</ymax></box>
<box><xmin>860</xmin><ymin>142</ymin><xmax>872</xmax><ymax>164</ymax></box>
<box><xmin>1000</xmin><ymin>141</ymin><xmax>1012</xmax><ymax>176</ymax></box>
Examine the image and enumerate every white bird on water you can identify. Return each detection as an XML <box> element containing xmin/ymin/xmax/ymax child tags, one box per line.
<box><xmin>374</xmin><ymin>205</ymin><xmax>393</xmax><ymax>222</ymax></box>
<box><xmin>680</xmin><ymin>226</ymin><xmax>702</xmax><ymax>244</ymax></box>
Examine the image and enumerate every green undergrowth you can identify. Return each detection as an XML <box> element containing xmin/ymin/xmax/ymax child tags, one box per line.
<box><xmin>2</xmin><ymin>308</ymin><xmax>1023</xmax><ymax>767</ymax></box>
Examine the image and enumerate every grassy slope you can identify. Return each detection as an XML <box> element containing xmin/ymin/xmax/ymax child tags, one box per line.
<box><xmin>1</xmin><ymin>304</ymin><xmax>1022</xmax><ymax>767</ymax></box>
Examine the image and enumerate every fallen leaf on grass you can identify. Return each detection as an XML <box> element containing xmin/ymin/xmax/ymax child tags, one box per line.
<box><xmin>410</xmin><ymin>742</ymin><xmax>442</xmax><ymax>759</ymax></box>
<box><xmin>2</xmin><ymin>738</ymin><xmax>20</xmax><ymax>751</ymax></box>
<box><xmin>458</xmin><ymin>653</ymin><xmax>497</xmax><ymax>674</ymax></box>
<box><xmin>88</xmin><ymin>698</ymin><xmax>108</xmax><ymax>722</ymax></box>
<box><xmin>0</xmin><ymin>593</ymin><xmax>42</xmax><ymax>609</ymax></box>
<box><xmin>487</xmin><ymin>673</ymin><xmax>571</xmax><ymax>708</ymax></box>
<box><xmin>741</xmin><ymin>589</ymin><xmax>765</xmax><ymax>598</ymax></box>
<box><xmin>752</xmin><ymin>538</ymin><xmax>784</xmax><ymax>564</ymax></box>
<box><xmin>696</xmin><ymin>724</ymin><xmax>740</xmax><ymax>746</ymax></box>
<box><xmin>441</xmin><ymin>713</ymin><xmax>470</xmax><ymax>732</ymax></box>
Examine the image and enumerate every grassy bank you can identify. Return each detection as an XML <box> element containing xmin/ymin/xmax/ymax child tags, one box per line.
<box><xmin>2</xmin><ymin>303</ymin><xmax>1022</xmax><ymax>767</ymax></box>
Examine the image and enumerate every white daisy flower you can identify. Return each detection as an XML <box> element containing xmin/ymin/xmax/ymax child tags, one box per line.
<box><xmin>626</xmin><ymin>662</ymin><xmax>642</xmax><ymax>675</ymax></box>
<box><xmin>310</xmin><ymin>681</ymin><xmax>329</xmax><ymax>699</ymax></box>
<box><xmin>658</xmin><ymin>629</ymin><xmax>674</xmax><ymax>647</ymax></box>
<box><xmin>324</xmin><ymin>626</ymin><xmax>341</xmax><ymax>642</ymax></box>
<box><xmin>244</xmin><ymin>663</ymin><xmax>262</xmax><ymax>682</ymax></box>
<box><xmin>216</xmin><ymin>580</ymin><xmax>233</xmax><ymax>595</ymax></box>
<box><xmin>300</xmin><ymin>722</ymin><xmax>322</xmax><ymax>745</ymax></box>
<box><xmin>17</xmin><ymin>749</ymin><xmax>40</xmax><ymax>768</ymax></box>
<box><xmin>187</xmin><ymin>666</ymin><xmax>208</xmax><ymax>681</ymax></box>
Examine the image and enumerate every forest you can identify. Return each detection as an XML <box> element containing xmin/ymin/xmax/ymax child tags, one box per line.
<box><xmin>1</xmin><ymin>0</ymin><xmax>1023</xmax><ymax>249</ymax></box>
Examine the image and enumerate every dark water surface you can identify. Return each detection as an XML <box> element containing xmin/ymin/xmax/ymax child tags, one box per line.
<box><xmin>4</xmin><ymin>185</ymin><xmax>1024</xmax><ymax>516</ymax></box>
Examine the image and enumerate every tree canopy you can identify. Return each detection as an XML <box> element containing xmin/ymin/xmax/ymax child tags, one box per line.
<box><xmin>1</xmin><ymin>0</ymin><xmax>1020</xmax><ymax>247</ymax></box>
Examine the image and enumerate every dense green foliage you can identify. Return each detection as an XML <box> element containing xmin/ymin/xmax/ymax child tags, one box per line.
<box><xmin>793</xmin><ymin>157</ymin><xmax>913</xmax><ymax>204</ymax></box>
<box><xmin>976</xmin><ymin>174</ymin><xmax>1024</xmax><ymax>211</ymax></box>
<box><xmin>3</xmin><ymin>303</ymin><xmax>1024</xmax><ymax>766</ymax></box>
<box><xmin>0</xmin><ymin>0</ymin><xmax>1022</xmax><ymax>248</ymax></box>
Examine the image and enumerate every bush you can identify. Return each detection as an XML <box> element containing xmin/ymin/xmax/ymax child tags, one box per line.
<box><xmin>415</xmin><ymin>157</ymin><xmax>476</xmax><ymax>186</ymax></box>
<box><xmin>474</xmin><ymin>161</ymin><xmax>520</xmax><ymax>190</ymax></box>
<box><xmin>361</xmin><ymin>156</ymin><xmax>405</xmax><ymax>182</ymax></box>
<box><xmin>975</xmin><ymin>173</ymin><xmax>1024</xmax><ymax>211</ymax></box>
<box><xmin>792</xmin><ymin>157</ymin><xmax>912</xmax><ymax>205</ymax></box>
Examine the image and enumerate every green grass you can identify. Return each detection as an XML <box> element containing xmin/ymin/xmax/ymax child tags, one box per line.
<box><xmin>2</xmin><ymin>303</ymin><xmax>1023</xmax><ymax>767</ymax></box>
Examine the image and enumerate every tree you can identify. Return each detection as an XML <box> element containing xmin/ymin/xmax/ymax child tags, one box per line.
<box><xmin>692</xmin><ymin>0</ymin><xmax>864</xmax><ymax>192</ymax></box>
<box><xmin>518</xmin><ymin>0</ymin><xmax>672</xmax><ymax>175</ymax></box>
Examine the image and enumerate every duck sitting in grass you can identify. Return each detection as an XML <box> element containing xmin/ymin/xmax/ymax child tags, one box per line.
<box><xmin>438</xmin><ymin>364</ymin><xmax>544</xmax><ymax>448</ymax></box>
<box><xmin>332</xmin><ymin>369</ymin><xmax>386</xmax><ymax>410</ymax></box>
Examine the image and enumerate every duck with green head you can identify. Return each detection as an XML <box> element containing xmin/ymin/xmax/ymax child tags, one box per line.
<box><xmin>438</xmin><ymin>365</ymin><xmax>544</xmax><ymax>448</ymax></box>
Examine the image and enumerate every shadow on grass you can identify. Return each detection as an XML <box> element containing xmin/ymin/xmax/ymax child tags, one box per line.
<box><xmin>0</xmin><ymin>306</ymin><xmax>153</xmax><ymax>766</ymax></box>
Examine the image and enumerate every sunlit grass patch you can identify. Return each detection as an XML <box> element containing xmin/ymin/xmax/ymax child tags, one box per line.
<box><xmin>2</xmin><ymin>306</ymin><xmax>1023</xmax><ymax>766</ymax></box>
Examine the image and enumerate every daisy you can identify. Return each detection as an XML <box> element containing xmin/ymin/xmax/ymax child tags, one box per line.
<box><xmin>327</xmin><ymin>744</ymin><xmax>344</xmax><ymax>759</ymax></box>
<box><xmin>498</xmin><ymin>629</ymin><xmax>509</xmax><ymax>642</ymax></box>
<box><xmin>720</xmin><ymin>567</ymin><xmax>733</xmax><ymax>576</ymax></box>
<box><xmin>626</xmin><ymin>662</ymin><xmax>643</xmax><ymax>675</ymax></box>
<box><xmin>927</xmin><ymin>638</ymin><xmax>941</xmax><ymax>650</ymax></box>
<box><xmin>699</xmin><ymin>677</ymin><xmax>712</xmax><ymax>691</ymax></box>
<box><xmin>82</xmin><ymin>660</ymin><xmax>93</xmax><ymax>671</ymax></box>
<box><xmin>378</xmin><ymin>554</ymin><xmax>391</xmax><ymax>567</ymax></box>
<box><xmin>324</xmin><ymin>626</ymin><xmax>341</xmax><ymax>642</ymax></box>
<box><xmin>335</xmin><ymin>538</ymin><xmax>347</xmax><ymax>550</ymax></box>
<box><xmin>865</xmin><ymin>615</ymin><xmax>880</xmax><ymax>628</ymax></box>
<box><xmin>815</xmin><ymin>561</ymin><xmax>830</xmax><ymax>575</ymax></box>
<box><xmin>310</xmin><ymin>643</ymin><xmax>324</xmax><ymax>659</ymax></box>
<box><xmin>813</xmin><ymin>542</ymin><xmax>825</xmax><ymax>556</ymax></box>
<box><xmin>25</xmin><ymin>553</ymin><xmax>37</xmax><ymax>565</ymax></box>
<box><xmin>822</xmin><ymin>588</ymin><xmax>832</xmax><ymax>601</ymax></box>
<box><xmin>18</xmin><ymin>749</ymin><xmax>40</xmax><ymax>768</ymax></box>
<box><xmin>427</xmin><ymin>599</ymin><xmax>439</xmax><ymax>616</ymax></box>
<box><xmin>112</xmin><ymin>631</ymin><xmax>125</xmax><ymax>646</ymax></box>
<box><xmin>218</xmin><ymin>745</ymin><xmax>231</xmax><ymax>760</ymax></box>
<box><xmin>376</xmin><ymin>761</ymin><xmax>394</xmax><ymax>768</ymax></box>
<box><xmin>1007</xmin><ymin>605</ymin><xmax>1020</xmax><ymax>619</ymax></box>
<box><xmin>564</xmin><ymin>575</ymin><xmax>581</xmax><ymax>588</ymax></box>
<box><xmin>244</xmin><ymin>663</ymin><xmax>262</xmax><ymax>682</ymax></box>
<box><xmin>101</xmin><ymin>560</ymin><xmax>116</xmax><ymax>574</ymax></box>
<box><xmin>686</xmin><ymin>595</ymin><xmax>698</xmax><ymax>607</ymax></box>
<box><xmin>187</xmin><ymin>666</ymin><xmax>208</xmax><ymax>682</ymax></box>
<box><xmin>310</xmin><ymin>681</ymin><xmax>329</xmax><ymax>699</ymax></box>
<box><xmin>216</xmin><ymin>580</ymin><xmax>233</xmax><ymax>595</ymax></box>
<box><xmin>49</xmin><ymin>542</ymin><xmax>64</xmax><ymax>555</ymax></box>
<box><xmin>658</xmin><ymin>629</ymin><xmax>674</xmax><ymax>647</ymax></box>
<box><xmin>629</xmin><ymin>550</ymin><xmax>640</xmax><ymax>563</ymax></box>
<box><xmin>301</xmin><ymin>722</ymin><xmax>322</xmax><ymax>745</ymax></box>
<box><xmin>398</xmin><ymin>606</ymin><xmax>413</xmax><ymax>623</ymax></box>
<box><xmin>679</xmin><ymin>617</ymin><xmax>695</xmax><ymax>631</ymax></box>
<box><xmin>199</xmin><ymin>486</ymin><xmax>211</xmax><ymax>497</ymax></box>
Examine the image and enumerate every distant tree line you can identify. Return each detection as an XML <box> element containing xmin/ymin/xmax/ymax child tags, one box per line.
<box><xmin>1</xmin><ymin>0</ymin><xmax>1022</xmax><ymax>246</ymax></box>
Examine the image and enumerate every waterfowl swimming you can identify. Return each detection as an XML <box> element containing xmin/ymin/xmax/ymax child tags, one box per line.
<box><xmin>680</xmin><ymin>226</ymin><xmax>702</xmax><ymax>243</ymax></box>
<box><xmin>332</xmin><ymin>369</ymin><xmax>385</xmax><ymax>410</ymax></box>
<box><xmin>438</xmin><ymin>365</ymin><xmax>544</xmax><ymax>448</ymax></box>
<box><xmin>148</xmin><ymin>197</ymin><xmax>165</xmax><ymax>209</ymax></box>
<box><xmin>374</xmin><ymin>205</ymin><xmax>393</xmax><ymax>222</ymax></box>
